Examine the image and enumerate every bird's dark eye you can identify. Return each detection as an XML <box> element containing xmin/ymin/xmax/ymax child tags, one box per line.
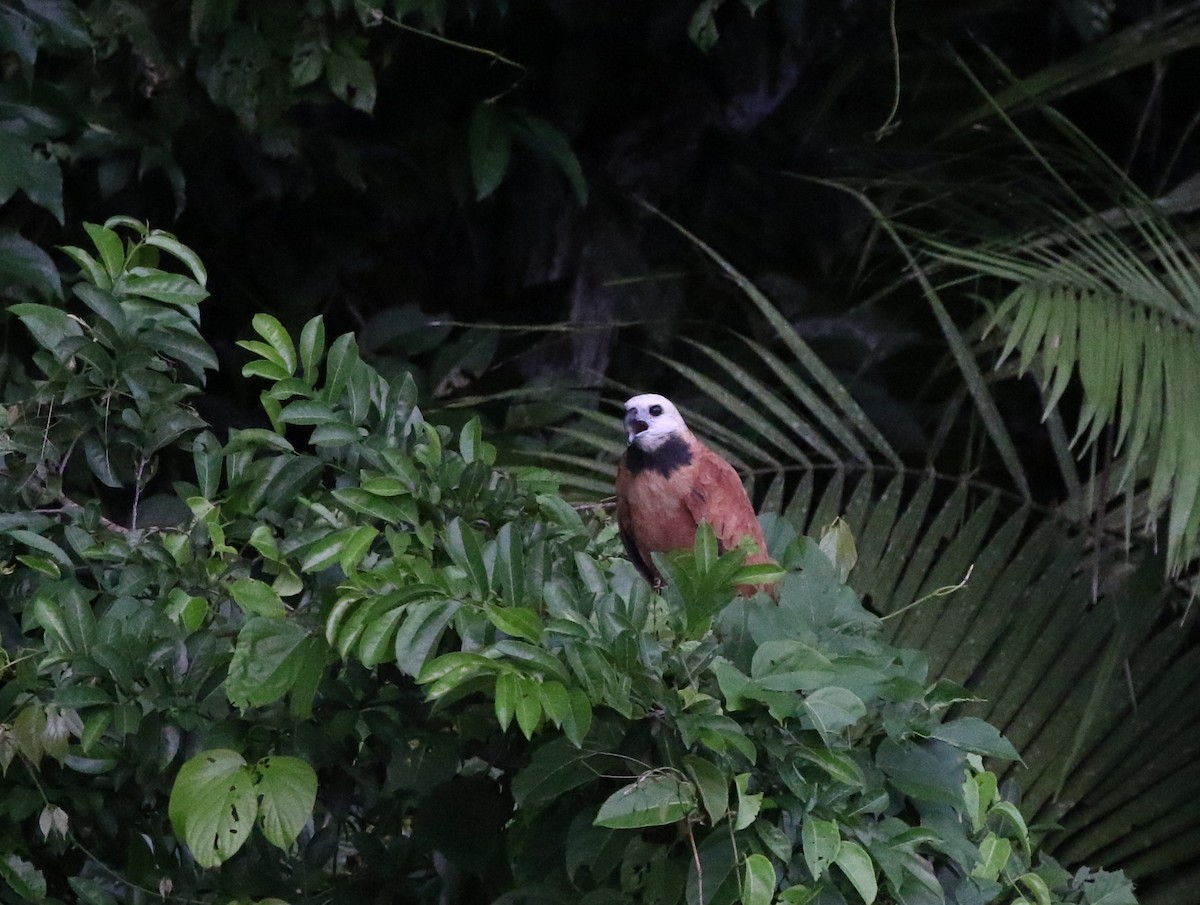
<box><xmin>649</xmin><ymin>404</ymin><xmax>663</xmax><ymax>417</ymax></box>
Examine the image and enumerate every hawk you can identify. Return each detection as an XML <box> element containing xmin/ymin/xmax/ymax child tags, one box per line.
<box><xmin>615</xmin><ymin>393</ymin><xmax>776</xmax><ymax>598</ymax></box>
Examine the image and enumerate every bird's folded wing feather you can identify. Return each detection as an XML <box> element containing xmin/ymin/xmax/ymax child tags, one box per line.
<box><xmin>683</xmin><ymin>447</ymin><xmax>768</xmax><ymax>560</ymax></box>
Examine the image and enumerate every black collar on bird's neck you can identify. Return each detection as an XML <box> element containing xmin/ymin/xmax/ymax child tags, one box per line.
<box><xmin>624</xmin><ymin>434</ymin><xmax>693</xmax><ymax>478</ymax></box>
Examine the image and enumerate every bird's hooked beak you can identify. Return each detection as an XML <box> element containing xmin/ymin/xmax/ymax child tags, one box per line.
<box><xmin>625</xmin><ymin>411</ymin><xmax>649</xmax><ymax>445</ymax></box>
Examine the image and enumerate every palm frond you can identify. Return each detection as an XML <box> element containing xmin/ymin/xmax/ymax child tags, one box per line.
<box><xmin>928</xmin><ymin>200</ymin><xmax>1200</xmax><ymax>573</ymax></box>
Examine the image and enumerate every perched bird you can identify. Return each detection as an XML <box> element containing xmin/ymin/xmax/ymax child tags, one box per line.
<box><xmin>615</xmin><ymin>393</ymin><xmax>776</xmax><ymax>598</ymax></box>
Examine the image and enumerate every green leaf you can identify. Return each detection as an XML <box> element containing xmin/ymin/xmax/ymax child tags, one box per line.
<box><xmin>513</xmin><ymin>736</ymin><xmax>598</xmax><ymax>806</ymax></box>
<box><xmin>971</xmin><ymin>833</ymin><xmax>1012</xmax><ymax>881</ymax></box>
<box><xmin>688</xmin><ymin>0</ymin><xmax>722</xmax><ymax>51</ymax></box>
<box><xmin>324</xmin><ymin>332</ymin><xmax>359</xmax><ymax>400</ymax></box>
<box><xmin>144</xmin><ymin>232</ymin><xmax>208</xmax><ymax>286</ymax></box>
<box><xmin>255</xmin><ymin>755</ymin><xmax>318</xmax><ymax>850</ymax></box>
<box><xmin>0</xmin><ymin>231</ymin><xmax>62</xmax><ymax>299</ymax></box>
<box><xmin>226</xmin><ymin>618</ymin><xmax>312</xmax><ymax>708</ymax></box>
<box><xmin>834</xmin><ymin>841</ymin><xmax>878</xmax><ymax>904</ymax></box>
<box><xmin>684</xmin><ymin>755</ymin><xmax>729</xmax><ymax>825</ymax></box>
<box><xmin>445</xmin><ymin>517</ymin><xmax>490</xmax><ymax>596</ymax></box>
<box><xmin>517</xmin><ymin>115</ymin><xmax>587</xmax><ymax>205</ymax></box>
<box><xmin>60</xmin><ymin>244</ymin><xmax>109</xmax><ymax>288</ymax></box>
<box><xmin>930</xmin><ymin>717</ymin><xmax>1021</xmax><ymax>761</ymax></box>
<box><xmin>327</xmin><ymin>46</ymin><xmax>377</xmax><ymax>112</ymax></box>
<box><xmin>495</xmin><ymin>671</ymin><xmax>518</xmax><ymax>731</ymax></box>
<box><xmin>251</xmin><ymin>313</ymin><xmax>297</xmax><ymax>375</ymax></box>
<box><xmin>494</xmin><ymin>522</ymin><xmax>527</xmax><ymax>605</ymax></box>
<box><xmin>0</xmin><ymin>854</ymin><xmax>47</xmax><ymax>901</ymax></box>
<box><xmin>0</xmin><ymin>131</ymin><xmax>63</xmax><ymax>222</ymax></box>
<box><xmin>299</xmin><ymin>315</ymin><xmax>325</xmax><ymax>381</ymax></box>
<box><xmin>563</xmin><ymin>687</ymin><xmax>592</xmax><ymax>746</ymax></box>
<box><xmin>470</xmin><ymin>103</ymin><xmax>512</xmax><ymax>200</ymax></box>
<box><xmin>801</xmin><ymin>816</ymin><xmax>840</xmax><ymax>882</ymax></box>
<box><xmin>394</xmin><ymin>599</ymin><xmax>460</xmax><ymax>677</ymax></box>
<box><xmin>10</xmin><ymin>302</ymin><xmax>83</xmax><ymax>360</ymax></box>
<box><xmin>742</xmin><ymin>853</ymin><xmax>776</xmax><ymax>905</ymax></box>
<box><xmin>9</xmin><ymin>528</ymin><xmax>72</xmax><ymax>568</ymax></box>
<box><xmin>419</xmin><ymin>651</ymin><xmax>501</xmax><ymax>700</ymax></box>
<box><xmin>514</xmin><ymin>675</ymin><xmax>542</xmax><ymax>738</ymax></box>
<box><xmin>818</xmin><ymin>517</ymin><xmax>858</xmax><ymax>583</ymax></box>
<box><xmin>229</xmin><ymin>578</ymin><xmax>286</xmax><ymax>618</ymax></box>
<box><xmin>299</xmin><ymin>527</ymin><xmax>360</xmax><ymax>573</ymax></box>
<box><xmin>485</xmin><ymin>603</ymin><xmax>543</xmax><ymax>642</ymax></box>
<box><xmin>594</xmin><ymin>773</ymin><xmax>696</xmax><ymax>829</ymax></box>
<box><xmin>84</xmin><ymin>222</ymin><xmax>125</xmax><ymax>280</ymax></box>
<box><xmin>121</xmin><ymin>272</ymin><xmax>209</xmax><ymax>308</ymax></box>
<box><xmin>168</xmin><ymin>749</ymin><xmax>258</xmax><ymax>868</ymax></box>
<box><xmin>802</xmin><ymin>687</ymin><xmax>867</xmax><ymax>742</ymax></box>
<box><xmin>733</xmin><ymin>772</ymin><xmax>762</xmax><ymax>831</ymax></box>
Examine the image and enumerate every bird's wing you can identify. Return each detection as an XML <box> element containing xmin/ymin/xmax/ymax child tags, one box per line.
<box><xmin>615</xmin><ymin>455</ymin><xmax>660</xmax><ymax>585</ymax></box>
<box><xmin>683</xmin><ymin>446</ymin><xmax>769</xmax><ymax>562</ymax></box>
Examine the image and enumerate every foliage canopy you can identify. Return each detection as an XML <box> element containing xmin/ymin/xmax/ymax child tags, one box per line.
<box><xmin>0</xmin><ymin>222</ymin><xmax>1138</xmax><ymax>904</ymax></box>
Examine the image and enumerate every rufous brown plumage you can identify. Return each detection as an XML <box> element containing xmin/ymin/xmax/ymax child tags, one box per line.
<box><xmin>615</xmin><ymin>393</ymin><xmax>776</xmax><ymax>598</ymax></box>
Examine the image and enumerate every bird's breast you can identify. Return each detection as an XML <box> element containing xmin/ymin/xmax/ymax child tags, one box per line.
<box><xmin>621</xmin><ymin>464</ymin><xmax>704</xmax><ymax>554</ymax></box>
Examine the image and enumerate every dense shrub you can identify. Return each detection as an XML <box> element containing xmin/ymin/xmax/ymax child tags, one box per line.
<box><xmin>0</xmin><ymin>221</ymin><xmax>1135</xmax><ymax>904</ymax></box>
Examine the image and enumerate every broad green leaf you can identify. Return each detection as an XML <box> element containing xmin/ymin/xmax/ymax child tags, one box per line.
<box><xmin>228</xmin><ymin>578</ymin><xmax>286</xmax><ymax>618</ymax></box>
<box><xmin>9</xmin><ymin>529</ymin><xmax>72</xmax><ymax>568</ymax></box>
<box><xmin>445</xmin><ymin>517</ymin><xmax>490</xmax><ymax>596</ymax></box>
<box><xmin>299</xmin><ymin>527</ymin><xmax>360</xmax><ymax>573</ymax></box>
<box><xmin>280</xmin><ymin>399</ymin><xmax>339</xmax><ymax>426</ymax></box>
<box><xmin>394</xmin><ymin>599</ymin><xmax>459</xmax><ymax>677</ymax></box>
<box><xmin>60</xmin><ymin>244</ymin><xmax>109</xmax><ymax>288</ymax></box>
<box><xmin>971</xmin><ymin>833</ymin><xmax>1012</xmax><ymax>881</ymax></box>
<box><xmin>226</xmin><ymin>618</ymin><xmax>312</xmax><ymax>708</ymax></box>
<box><xmin>255</xmin><ymin>755</ymin><xmax>317</xmax><ymax>850</ymax></box>
<box><xmin>742</xmin><ymin>853</ymin><xmax>776</xmax><ymax>905</ymax></box>
<box><xmin>802</xmin><ymin>687</ymin><xmax>867</xmax><ymax>742</ymax></box>
<box><xmin>418</xmin><ymin>651</ymin><xmax>501</xmax><ymax>700</ymax></box>
<box><xmin>684</xmin><ymin>755</ymin><xmax>729</xmax><ymax>825</ymax></box>
<box><xmin>594</xmin><ymin>773</ymin><xmax>696</xmax><ymax>829</ymax></box>
<box><xmin>121</xmin><ymin>272</ymin><xmax>209</xmax><ymax>308</ymax></box>
<box><xmin>470</xmin><ymin>103</ymin><xmax>511</xmax><ymax>200</ymax></box>
<box><xmin>495</xmin><ymin>522</ymin><xmax>527</xmax><ymax>605</ymax></box>
<box><xmin>834</xmin><ymin>841</ymin><xmax>878</xmax><ymax>904</ymax></box>
<box><xmin>144</xmin><ymin>232</ymin><xmax>208</xmax><ymax>285</ymax></box>
<box><xmin>332</xmin><ymin>486</ymin><xmax>415</xmax><ymax>524</ymax></box>
<box><xmin>538</xmin><ymin>680</ymin><xmax>571</xmax><ymax>726</ymax></box>
<box><xmin>84</xmin><ymin>222</ymin><xmax>125</xmax><ymax>280</ymax></box>
<box><xmin>324</xmin><ymin>332</ymin><xmax>359</xmax><ymax>400</ymax></box>
<box><xmin>485</xmin><ymin>603</ymin><xmax>543</xmax><ymax>642</ymax></box>
<box><xmin>733</xmin><ymin>772</ymin><xmax>762</xmax><ymax>831</ymax></box>
<box><xmin>10</xmin><ymin>302</ymin><xmax>83</xmax><ymax>360</ymax></box>
<box><xmin>0</xmin><ymin>854</ymin><xmax>47</xmax><ymax>901</ymax></box>
<box><xmin>251</xmin><ymin>313</ymin><xmax>297</xmax><ymax>375</ymax></box>
<box><xmin>930</xmin><ymin>717</ymin><xmax>1021</xmax><ymax>761</ymax></box>
<box><xmin>779</xmin><ymin>887</ymin><xmax>819</xmax><ymax>905</ymax></box>
<box><xmin>299</xmin><ymin>315</ymin><xmax>325</xmax><ymax>381</ymax></box>
<box><xmin>801</xmin><ymin>816</ymin><xmax>840</xmax><ymax>882</ymax></box>
<box><xmin>168</xmin><ymin>749</ymin><xmax>258</xmax><ymax>868</ymax></box>
<box><xmin>514</xmin><ymin>675</ymin><xmax>542</xmax><ymax>738</ymax></box>
<box><xmin>818</xmin><ymin>517</ymin><xmax>858</xmax><ymax>583</ymax></box>
<box><xmin>0</xmin><ymin>231</ymin><xmax>62</xmax><ymax>299</ymax></box>
<box><xmin>513</xmin><ymin>736</ymin><xmax>598</xmax><ymax>806</ymax></box>
<box><xmin>1015</xmin><ymin>872</ymin><xmax>1053</xmax><ymax>905</ymax></box>
<box><xmin>989</xmin><ymin>800</ymin><xmax>1030</xmax><ymax>850</ymax></box>
<box><xmin>495</xmin><ymin>671</ymin><xmax>518</xmax><ymax>731</ymax></box>
<box><xmin>562</xmin><ymin>687</ymin><xmax>592</xmax><ymax>746</ymax></box>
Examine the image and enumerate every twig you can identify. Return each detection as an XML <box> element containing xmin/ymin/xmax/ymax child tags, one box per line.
<box><xmin>881</xmin><ymin>564</ymin><xmax>974</xmax><ymax>621</ymax></box>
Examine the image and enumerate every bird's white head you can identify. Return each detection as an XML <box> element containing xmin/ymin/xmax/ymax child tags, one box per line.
<box><xmin>623</xmin><ymin>393</ymin><xmax>688</xmax><ymax>450</ymax></box>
